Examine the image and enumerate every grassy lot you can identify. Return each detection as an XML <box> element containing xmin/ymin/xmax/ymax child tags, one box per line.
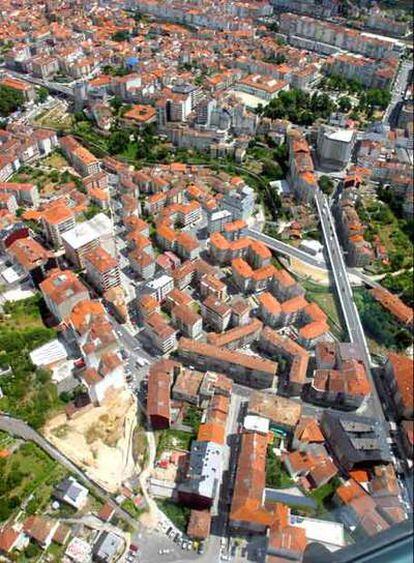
<box><xmin>266</xmin><ymin>446</ymin><xmax>294</xmax><ymax>489</ymax></box>
<box><xmin>0</xmin><ymin>296</ymin><xmax>47</xmax><ymax>331</ymax></box>
<box><xmin>156</xmin><ymin>429</ymin><xmax>194</xmax><ymax>457</ymax></box>
<box><xmin>133</xmin><ymin>426</ymin><xmax>148</xmax><ymax>469</ymax></box>
<box><xmin>301</xmin><ymin>280</ymin><xmax>345</xmax><ymax>339</ymax></box>
<box><xmin>156</xmin><ymin>500</ymin><xmax>190</xmax><ymax>532</ymax></box>
<box><xmin>0</xmin><ymin>430</ymin><xmax>16</xmax><ymax>450</ymax></box>
<box><xmin>42</xmin><ymin>152</ymin><xmax>69</xmax><ymax>170</ymax></box>
<box><xmin>182</xmin><ymin>405</ymin><xmax>203</xmax><ymax>432</ymax></box>
<box><xmin>35</xmin><ymin>105</ymin><xmax>73</xmax><ymax>131</ymax></box>
<box><xmin>0</xmin><ymin>440</ymin><xmax>68</xmax><ymax>522</ymax></box>
<box><xmin>121</xmin><ymin>498</ymin><xmax>145</xmax><ymax>519</ymax></box>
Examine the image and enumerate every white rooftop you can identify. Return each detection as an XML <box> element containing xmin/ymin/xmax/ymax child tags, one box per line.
<box><xmin>65</xmin><ymin>537</ymin><xmax>92</xmax><ymax>563</ymax></box>
<box><xmin>290</xmin><ymin>515</ymin><xmax>346</xmax><ymax>551</ymax></box>
<box><xmin>62</xmin><ymin>213</ymin><xmax>113</xmax><ymax>250</ymax></box>
<box><xmin>146</xmin><ymin>274</ymin><xmax>173</xmax><ymax>290</ymax></box>
<box><xmin>30</xmin><ymin>339</ymin><xmax>68</xmax><ymax>367</ymax></box>
<box><xmin>210</xmin><ymin>209</ymin><xmax>232</xmax><ymax>220</ymax></box>
<box><xmin>244</xmin><ymin>414</ymin><xmax>270</xmax><ymax>434</ymax></box>
<box><xmin>326</xmin><ymin>128</ymin><xmax>355</xmax><ymax>143</ymax></box>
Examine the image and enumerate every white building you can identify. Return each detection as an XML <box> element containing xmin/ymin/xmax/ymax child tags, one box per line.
<box><xmin>317</xmin><ymin>126</ymin><xmax>356</xmax><ymax>170</ymax></box>
<box><xmin>144</xmin><ymin>274</ymin><xmax>174</xmax><ymax>302</ymax></box>
<box><xmin>61</xmin><ymin>213</ymin><xmax>116</xmax><ymax>268</ymax></box>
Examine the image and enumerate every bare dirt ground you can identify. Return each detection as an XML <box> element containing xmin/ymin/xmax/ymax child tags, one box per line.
<box><xmin>288</xmin><ymin>257</ymin><xmax>330</xmax><ymax>285</ymax></box>
<box><xmin>44</xmin><ymin>390</ymin><xmax>138</xmax><ymax>493</ymax></box>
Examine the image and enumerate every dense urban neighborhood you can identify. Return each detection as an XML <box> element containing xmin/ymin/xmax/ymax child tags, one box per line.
<box><xmin>0</xmin><ymin>0</ymin><xmax>413</xmax><ymax>562</ymax></box>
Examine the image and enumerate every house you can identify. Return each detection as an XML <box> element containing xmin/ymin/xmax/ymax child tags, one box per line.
<box><xmin>53</xmin><ymin>477</ymin><xmax>89</xmax><ymax>510</ymax></box>
<box><xmin>82</xmin><ymin>352</ymin><xmax>125</xmax><ymax>405</ymax></box>
<box><xmin>23</xmin><ymin>516</ymin><xmax>59</xmax><ymax>549</ymax></box>
<box><xmin>187</xmin><ymin>510</ymin><xmax>211</xmax><ymax>540</ymax></box>
<box><xmin>92</xmin><ymin>531</ymin><xmax>123</xmax><ymax>563</ymax></box>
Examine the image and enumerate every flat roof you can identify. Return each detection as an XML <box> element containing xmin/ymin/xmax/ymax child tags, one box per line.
<box><xmin>62</xmin><ymin>213</ymin><xmax>112</xmax><ymax>250</ymax></box>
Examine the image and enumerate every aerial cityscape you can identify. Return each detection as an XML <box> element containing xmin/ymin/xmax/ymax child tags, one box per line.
<box><xmin>0</xmin><ymin>0</ymin><xmax>413</xmax><ymax>561</ymax></box>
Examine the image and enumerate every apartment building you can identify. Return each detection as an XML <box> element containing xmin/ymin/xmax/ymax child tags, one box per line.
<box><xmin>207</xmin><ymin>209</ymin><xmax>233</xmax><ymax>234</ymax></box>
<box><xmin>129</xmin><ymin>249</ymin><xmax>155</xmax><ymax>280</ymax></box>
<box><xmin>144</xmin><ymin>274</ymin><xmax>174</xmax><ymax>302</ymax></box>
<box><xmin>41</xmin><ymin>204</ymin><xmax>76</xmax><ymax>249</ymax></box>
<box><xmin>0</xmin><ymin>182</ymin><xmax>39</xmax><ymax>207</ymax></box>
<box><xmin>61</xmin><ymin>213</ymin><xmax>115</xmax><ymax>268</ymax></box>
<box><xmin>147</xmin><ymin>360</ymin><xmax>176</xmax><ymax>430</ymax></box>
<box><xmin>171</xmin><ymin>304</ymin><xmax>203</xmax><ymax>339</ymax></box>
<box><xmin>287</xmin><ymin>130</ymin><xmax>318</xmax><ymax>204</ymax></box>
<box><xmin>178</xmin><ymin>338</ymin><xmax>278</xmax><ymax>389</ymax></box>
<box><xmin>236</xmin><ymin>75</ymin><xmax>289</xmax><ymax>102</ymax></box>
<box><xmin>144</xmin><ymin>312</ymin><xmax>177</xmax><ymax>354</ymax></box>
<box><xmin>258</xmin><ymin>292</ymin><xmax>282</xmax><ymax>328</ymax></box>
<box><xmin>201</xmin><ymin>295</ymin><xmax>232</xmax><ymax>332</ymax></box>
<box><xmin>317</xmin><ymin>126</ymin><xmax>356</xmax><ymax>170</ymax></box>
<box><xmin>259</xmin><ymin>327</ymin><xmax>309</xmax><ymax>395</ymax></box>
<box><xmin>207</xmin><ymin>318</ymin><xmax>263</xmax><ymax>350</ymax></box>
<box><xmin>84</xmin><ymin>247</ymin><xmax>121</xmax><ymax>294</ymax></box>
<box><xmin>200</xmin><ymin>274</ymin><xmax>228</xmax><ymax>301</ymax></box>
<box><xmin>384</xmin><ymin>353</ymin><xmax>413</xmax><ymax>420</ymax></box>
<box><xmin>231</xmin><ymin>298</ymin><xmax>252</xmax><ymax>327</ymax></box>
<box><xmin>0</xmin><ymin>75</ymin><xmax>36</xmax><ymax>102</ymax></box>
<box><xmin>371</xmin><ymin>287</ymin><xmax>413</xmax><ymax>327</ymax></box>
<box><xmin>40</xmin><ymin>268</ymin><xmax>89</xmax><ymax>322</ymax></box>
<box><xmin>83</xmin><ymin>351</ymin><xmax>125</xmax><ymax>406</ymax></box>
<box><xmin>221</xmin><ymin>185</ymin><xmax>256</xmax><ymax>221</ymax></box>
<box><xmin>60</xmin><ymin>135</ymin><xmax>101</xmax><ymax>177</ymax></box>
<box><xmin>178</xmin><ymin>440</ymin><xmax>224</xmax><ymax>510</ymax></box>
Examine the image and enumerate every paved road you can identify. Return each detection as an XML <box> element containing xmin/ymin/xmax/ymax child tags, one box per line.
<box><xmin>314</xmin><ymin>191</ymin><xmax>383</xmax><ymax>414</ymax></box>
<box><xmin>383</xmin><ymin>60</ymin><xmax>412</xmax><ymax>126</ymax></box>
<box><xmin>247</xmin><ymin>228</ymin><xmax>327</xmax><ymax>270</ymax></box>
<box><xmin>6</xmin><ymin>68</ymin><xmax>74</xmax><ymax>97</ymax></box>
<box><xmin>247</xmin><ymin>228</ymin><xmax>382</xmax><ymax>290</ymax></box>
<box><xmin>0</xmin><ymin>414</ymin><xmax>140</xmax><ymax>530</ymax></box>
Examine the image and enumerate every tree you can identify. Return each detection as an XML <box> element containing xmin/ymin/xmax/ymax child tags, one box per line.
<box><xmin>36</xmin><ymin>87</ymin><xmax>48</xmax><ymax>103</ymax></box>
<box><xmin>318</xmin><ymin>175</ymin><xmax>335</xmax><ymax>195</ymax></box>
<box><xmin>338</xmin><ymin>96</ymin><xmax>352</xmax><ymax>113</ymax></box>
<box><xmin>111</xmin><ymin>30</ymin><xmax>130</xmax><ymax>42</ymax></box>
<box><xmin>262</xmin><ymin>159</ymin><xmax>283</xmax><ymax>180</ymax></box>
<box><xmin>0</xmin><ymin>85</ymin><xmax>24</xmax><ymax>117</ymax></box>
<box><xmin>107</xmin><ymin>129</ymin><xmax>130</xmax><ymax>154</ymax></box>
<box><xmin>109</xmin><ymin>96</ymin><xmax>124</xmax><ymax>114</ymax></box>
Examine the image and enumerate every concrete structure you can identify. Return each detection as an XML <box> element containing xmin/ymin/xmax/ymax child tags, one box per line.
<box><xmin>317</xmin><ymin>126</ymin><xmax>356</xmax><ymax>170</ymax></box>
<box><xmin>61</xmin><ymin>213</ymin><xmax>116</xmax><ymax>268</ymax></box>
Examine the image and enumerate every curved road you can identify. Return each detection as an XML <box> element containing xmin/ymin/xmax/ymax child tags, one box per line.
<box><xmin>0</xmin><ymin>414</ymin><xmax>140</xmax><ymax>530</ymax></box>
